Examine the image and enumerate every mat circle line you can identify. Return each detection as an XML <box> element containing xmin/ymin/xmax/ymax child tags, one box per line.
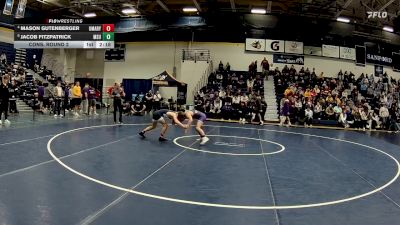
<box><xmin>47</xmin><ymin>123</ymin><xmax>400</xmax><ymax>210</ymax></box>
<box><xmin>173</xmin><ymin>135</ymin><xmax>285</xmax><ymax>156</ymax></box>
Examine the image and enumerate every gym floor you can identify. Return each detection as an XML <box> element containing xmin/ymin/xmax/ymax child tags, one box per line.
<box><xmin>0</xmin><ymin>113</ymin><xmax>400</xmax><ymax>225</ymax></box>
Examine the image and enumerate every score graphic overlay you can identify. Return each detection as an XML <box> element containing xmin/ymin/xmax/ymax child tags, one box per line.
<box><xmin>14</xmin><ymin>19</ymin><xmax>115</xmax><ymax>49</ymax></box>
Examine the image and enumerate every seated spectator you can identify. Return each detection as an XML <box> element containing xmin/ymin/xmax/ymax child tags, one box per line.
<box><xmin>304</xmin><ymin>106</ymin><xmax>313</xmax><ymax>127</ymax></box>
<box><xmin>369</xmin><ymin>111</ymin><xmax>381</xmax><ymax>129</ymax></box>
<box><xmin>326</xmin><ymin>94</ymin><xmax>335</xmax><ymax>105</ymax></box>
<box><xmin>247</xmin><ymin>77</ymin><xmax>254</xmax><ymax>93</ymax></box>
<box><xmin>131</xmin><ymin>97</ymin><xmax>146</xmax><ymax>116</ymax></box>
<box><xmin>333</xmin><ymin>104</ymin><xmax>342</xmax><ymax>119</ymax></box>
<box><xmin>325</xmin><ymin>104</ymin><xmax>335</xmax><ymax>120</ymax></box>
<box><xmin>240</xmin><ymin>93</ymin><xmax>249</xmax><ymax>105</ymax></box>
<box><xmin>338</xmin><ymin>110</ymin><xmax>348</xmax><ymax>128</ymax></box>
<box><xmin>221</xmin><ymin>101</ymin><xmax>234</xmax><ymax>120</ymax></box>
<box><xmin>213</xmin><ymin>97</ymin><xmax>223</xmax><ymax>115</ymax></box>
<box><xmin>238</xmin><ymin>101</ymin><xmax>251</xmax><ymax>124</ymax></box>
<box><xmin>314</xmin><ymin>101</ymin><xmax>323</xmax><ymax>119</ymax></box>
<box><xmin>232</xmin><ymin>93</ymin><xmax>240</xmax><ymax>108</ymax></box>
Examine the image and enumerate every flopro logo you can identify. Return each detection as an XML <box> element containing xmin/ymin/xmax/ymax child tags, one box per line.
<box><xmin>367</xmin><ymin>11</ymin><xmax>388</xmax><ymax>19</ymax></box>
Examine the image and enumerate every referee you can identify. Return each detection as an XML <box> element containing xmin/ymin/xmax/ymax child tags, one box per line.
<box><xmin>110</xmin><ymin>82</ymin><xmax>125</xmax><ymax>124</ymax></box>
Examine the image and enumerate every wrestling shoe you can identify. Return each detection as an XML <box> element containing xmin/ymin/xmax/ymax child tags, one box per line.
<box><xmin>200</xmin><ymin>136</ymin><xmax>209</xmax><ymax>145</ymax></box>
<box><xmin>139</xmin><ymin>131</ymin><xmax>146</xmax><ymax>138</ymax></box>
<box><xmin>159</xmin><ymin>136</ymin><xmax>168</xmax><ymax>142</ymax></box>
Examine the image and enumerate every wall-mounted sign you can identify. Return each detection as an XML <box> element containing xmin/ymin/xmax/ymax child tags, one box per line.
<box><xmin>375</xmin><ymin>65</ymin><xmax>384</xmax><ymax>77</ymax></box>
<box><xmin>245</xmin><ymin>38</ymin><xmax>265</xmax><ymax>51</ymax></box>
<box><xmin>284</xmin><ymin>41</ymin><xmax>304</xmax><ymax>54</ymax></box>
<box><xmin>339</xmin><ymin>47</ymin><xmax>355</xmax><ymax>60</ymax></box>
<box><xmin>265</xmin><ymin>39</ymin><xmax>285</xmax><ymax>53</ymax></box>
<box><xmin>366</xmin><ymin>50</ymin><xmax>392</xmax><ymax>66</ymax></box>
<box><xmin>273</xmin><ymin>54</ymin><xmax>304</xmax><ymax>65</ymax></box>
<box><xmin>304</xmin><ymin>46</ymin><xmax>322</xmax><ymax>56</ymax></box>
<box><xmin>322</xmin><ymin>45</ymin><xmax>340</xmax><ymax>58</ymax></box>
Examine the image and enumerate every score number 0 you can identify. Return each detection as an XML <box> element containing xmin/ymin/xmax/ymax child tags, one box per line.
<box><xmin>102</xmin><ymin>24</ymin><xmax>114</xmax><ymax>32</ymax></box>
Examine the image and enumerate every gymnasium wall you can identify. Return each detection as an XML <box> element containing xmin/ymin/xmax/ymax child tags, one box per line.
<box><xmin>75</xmin><ymin>49</ymin><xmax>105</xmax><ymax>78</ymax></box>
<box><xmin>0</xmin><ymin>28</ymin><xmax>13</xmax><ymax>44</ymax></box>
<box><xmin>103</xmin><ymin>42</ymin><xmax>400</xmax><ymax>84</ymax></box>
<box><xmin>42</xmin><ymin>49</ymin><xmax>77</xmax><ymax>83</ymax></box>
<box><xmin>190</xmin><ymin>42</ymin><xmax>400</xmax><ymax>80</ymax></box>
<box><xmin>103</xmin><ymin>42</ymin><xmax>187</xmax><ymax>82</ymax></box>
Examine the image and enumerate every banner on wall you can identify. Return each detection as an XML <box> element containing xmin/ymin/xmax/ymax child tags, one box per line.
<box><xmin>284</xmin><ymin>41</ymin><xmax>304</xmax><ymax>54</ymax></box>
<box><xmin>3</xmin><ymin>0</ymin><xmax>14</xmax><ymax>15</ymax></box>
<box><xmin>366</xmin><ymin>50</ymin><xmax>392</xmax><ymax>66</ymax></box>
<box><xmin>245</xmin><ymin>38</ymin><xmax>265</xmax><ymax>51</ymax></box>
<box><xmin>273</xmin><ymin>54</ymin><xmax>304</xmax><ymax>65</ymax></box>
<box><xmin>355</xmin><ymin>45</ymin><xmax>366</xmax><ymax>66</ymax></box>
<box><xmin>339</xmin><ymin>47</ymin><xmax>355</xmax><ymax>60</ymax></box>
<box><xmin>375</xmin><ymin>65</ymin><xmax>384</xmax><ymax>77</ymax></box>
<box><xmin>15</xmin><ymin>0</ymin><xmax>27</xmax><ymax>18</ymax></box>
<box><xmin>265</xmin><ymin>39</ymin><xmax>285</xmax><ymax>53</ymax></box>
<box><xmin>392</xmin><ymin>52</ymin><xmax>400</xmax><ymax>71</ymax></box>
<box><xmin>304</xmin><ymin>46</ymin><xmax>322</xmax><ymax>56</ymax></box>
<box><xmin>322</xmin><ymin>45</ymin><xmax>340</xmax><ymax>58</ymax></box>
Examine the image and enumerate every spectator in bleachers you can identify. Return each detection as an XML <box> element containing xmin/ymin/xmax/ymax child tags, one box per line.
<box><xmin>218</xmin><ymin>61</ymin><xmax>224</xmax><ymax>71</ymax></box>
<box><xmin>247</xmin><ymin>77</ymin><xmax>254</xmax><ymax>93</ymax></box>
<box><xmin>0</xmin><ymin>74</ymin><xmax>10</xmax><ymax>125</ymax></box>
<box><xmin>0</xmin><ymin>53</ymin><xmax>7</xmax><ymax>65</ymax></box>
<box><xmin>273</xmin><ymin>62</ymin><xmax>400</xmax><ymax>131</ymax></box>
<box><xmin>261</xmin><ymin>57</ymin><xmax>269</xmax><ymax>79</ymax></box>
<box><xmin>238</xmin><ymin>101</ymin><xmax>249</xmax><ymax>124</ymax></box>
<box><xmin>226</xmin><ymin>62</ymin><xmax>231</xmax><ymax>72</ymax></box>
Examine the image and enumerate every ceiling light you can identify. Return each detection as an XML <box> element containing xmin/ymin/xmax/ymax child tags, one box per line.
<box><xmin>84</xmin><ymin>12</ymin><xmax>96</xmax><ymax>18</ymax></box>
<box><xmin>251</xmin><ymin>8</ymin><xmax>266</xmax><ymax>14</ymax></box>
<box><xmin>336</xmin><ymin>17</ymin><xmax>350</xmax><ymax>23</ymax></box>
<box><xmin>122</xmin><ymin>8</ymin><xmax>137</xmax><ymax>14</ymax></box>
<box><xmin>383</xmin><ymin>26</ymin><xmax>394</xmax><ymax>33</ymax></box>
<box><xmin>182</xmin><ymin>7</ymin><xmax>198</xmax><ymax>12</ymax></box>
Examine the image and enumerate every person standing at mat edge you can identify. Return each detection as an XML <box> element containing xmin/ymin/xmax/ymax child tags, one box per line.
<box><xmin>139</xmin><ymin>109</ymin><xmax>188</xmax><ymax>141</ymax></box>
<box><xmin>110</xmin><ymin>82</ymin><xmax>125</xmax><ymax>124</ymax></box>
<box><xmin>0</xmin><ymin>75</ymin><xmax>10</xmax><ymax>125</ymax></box>
<box><xmin>184</xmin><ymin>109</ymin><xmax>209</xmax><ymax>145</ymax></box>
<box><xmin>71</xmin><ymin>81</ymin><xmax>82</xmax><ymax>117</ymax></box>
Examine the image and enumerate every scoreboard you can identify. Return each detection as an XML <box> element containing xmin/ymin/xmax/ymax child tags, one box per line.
<box><xmin>14</xmin><ymin>19</ymin><xmax>115</xmax><ymax>49</ymax></box>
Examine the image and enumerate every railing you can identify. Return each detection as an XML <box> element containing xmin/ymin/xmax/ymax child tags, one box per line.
<box><xmin>192</xmin><ymin>60</ymin><xmax>213</xmax><ymax>100</ymax></box>
<box><xmin>182</xmin><ymin>49</ymin><xmax>210</xmax><ymax>62</ymax></box>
